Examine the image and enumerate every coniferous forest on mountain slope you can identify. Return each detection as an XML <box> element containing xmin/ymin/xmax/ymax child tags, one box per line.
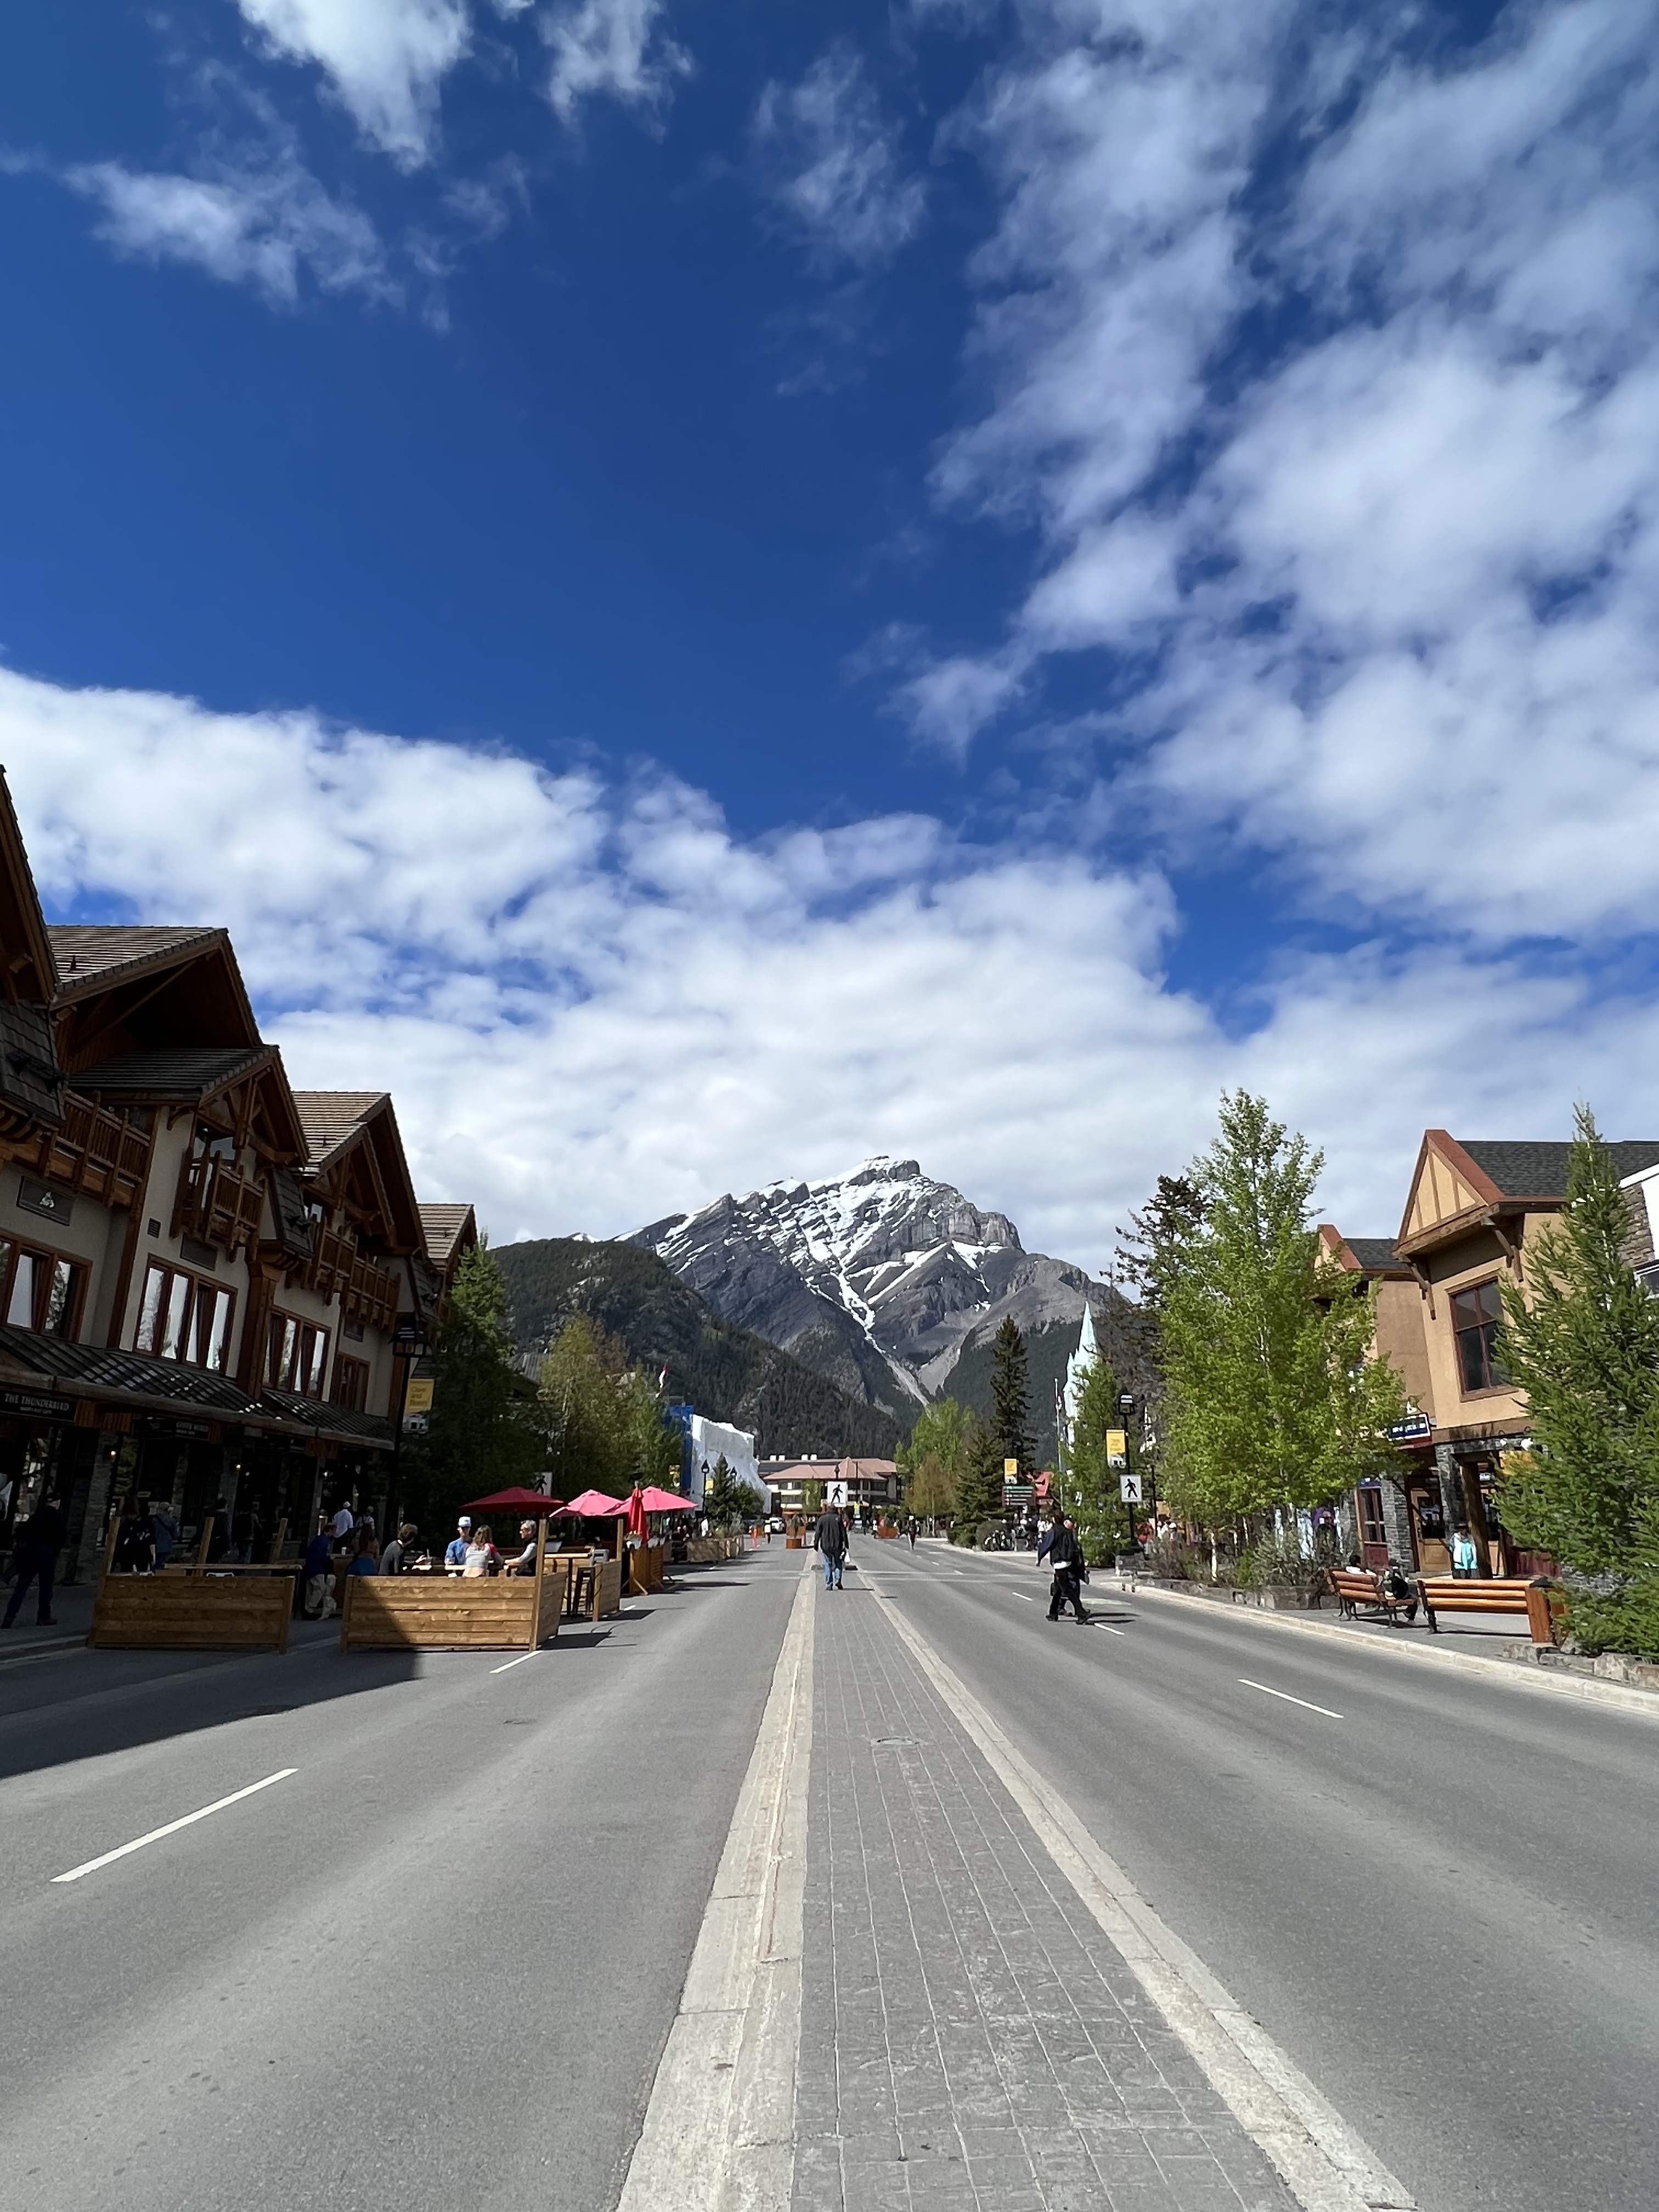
<box><xmin>493</xmin><ymin>1237</ymin><xmax>902</xmax><ymax>1459</ymax></box>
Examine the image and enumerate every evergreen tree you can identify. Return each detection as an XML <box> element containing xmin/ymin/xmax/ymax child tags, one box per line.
<box><xmin>950</xmin><ymin>1415</ymin><xmax>1005</xmax><ymax>1544</ymax></box>
<box><xmin>408</xmin><ymin>1242</ymin><xmax>545</xmax><ymax>1537</ymax></box>
<box><xmin>1159</xmin><ymin>1092</ymin><xmax>1406</xmax><ymax>1525</ymax></box>
<box><xmin>1062</xmin><ymin>1349</ymin><xmax>1122</xmax><ymax>1564</ymax></box>
<box><xmin>1498</xmin><ymin>1105</ymin><xmax>1659</xmax><ymax>1577</ymax></box>
<box><xmin>704</xmin><ymin>1454</ymin><xmax>761</xmax><ymax>1528</ymax></box>
<box><xmin>990</xmin><ymin>1318</ymin><xmax>1032</xmax><ymax>1472</ymax></box>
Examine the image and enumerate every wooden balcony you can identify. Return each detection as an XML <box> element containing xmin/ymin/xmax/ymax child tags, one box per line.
<box><xmin>300</xmin><ymin>1222</ymin><xmax>356</xmax><ymax>1300</ymax></box>
<box><xmin>172</xmin><ymin>1150</ymin><xmax>264</xmax><ymax>1258</ymax></box>
<box><xmin>342</xmin><ymin>1252</ymin><xmax>399</xmax><ymax>1334</ymax></box>
<box><xmin>15</xmin><ymin>1091</ymin><xmax>151</xmax><ymax>1209</ymax></box>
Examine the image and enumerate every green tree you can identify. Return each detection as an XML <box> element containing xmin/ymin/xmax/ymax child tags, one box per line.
<box><xmin>539</xmin><ymin>1314</ymin><xmax>679</xmax><ymax>1498</ymax></box>
<box><xmin>898</xmin><ymin>1398</ymin><xmax>972</xmax><ymax>1520</ymax></box>
<box><xmin>1159</xmin><ymin>1092</ymin><xmax>1406</xmax><ymax>1525</ymax></box>
<box><xmin>407</xmin><ymin>1242</ymin><xmax>546</xmax><ymax>1537</ymax></box>
<box><xmin>705</xmin><ymin>1454</ymin><xmax>761</xmax><ymax>1528</ymax></box>
<box><xmin>990</xmin><ymin>1318</ymin><xmax>1032</xmax><ymax>1472</ymax></box>
<box><xmin>1498</xmin><ymin>1105</ymin><xmax>1659</xmax><ymax>1577</ymax></box>
<box><xmin>1062</xmin><ymin>1350</ymin><xmax>1123</xmax><ymax>1564</ymax></box>
<box><xmin>950</xmin><ymin>1415</ymin><xmax>1005</xmax><ymax>1543</ymax></box>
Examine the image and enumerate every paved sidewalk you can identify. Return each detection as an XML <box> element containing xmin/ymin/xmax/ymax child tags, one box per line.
<box><xmin>792</xmin><ymin>1583</ymin><xmax>1297</xmax><ymax>2212</ymax></box>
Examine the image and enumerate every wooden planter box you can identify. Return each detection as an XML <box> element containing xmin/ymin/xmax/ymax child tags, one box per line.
<box><xmin>90</xmin><ymin>1571</ymin><xmax>294</xmax><ymax>1653</ymax></box>
<box><xmin>341</xmin><ymin>1574</ymin><xmax>553</xmax><ymax>1652</ymax></box>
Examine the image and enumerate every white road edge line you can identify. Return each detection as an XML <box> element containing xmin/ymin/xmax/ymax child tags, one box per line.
<box><xmin>869</xmin><ymin>1585</ymin><xmax>1414</xmax><ymax>2212</ymax></box>
<box><xmin>1012</xmin><ymin>1592</ymin><xmax>1034</xmax><ymax>1602</ymax></box>
<box><xmin>618</xmin><ymin>1564</ymin><xmax>813</xmax><ymax>2212</ymax></box>
<box><xmin>490</xmin><ymin>1650</ymin><xmax>539</xmax><ymax>1674</ymax></box>
<box><xmin>1240</xmin><ymin>1678</ymin><xmax>1344</xmax><ymax>1720</ymax></box>
<box><xmin>52</xmin><ymin>1769</ymin><xmax>298</xmax><ymax>1884</ymax></box>
<box><xmin>1095</xmin><ymin>1623</ymin><xmax>1127</xmax><ymax>1635</ymax></box>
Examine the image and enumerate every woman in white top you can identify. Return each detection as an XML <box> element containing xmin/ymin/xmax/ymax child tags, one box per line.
<box><xmin>462</xmin><ymin>1524</ymin><xmax>499</xmax><ymax>1577</ymax></box>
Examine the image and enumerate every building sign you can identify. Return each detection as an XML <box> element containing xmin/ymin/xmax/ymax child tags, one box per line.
<box><xmin>1389</xmin><ymin>1409</ymin><xmax>1434</xmax><ymax>1444</ymax></box>
<box><xmin>16</xmin><ymin>1177</ymin><xmax>72</xmax><ymax>1226</ymax></box>
<box><xmin>0</xmin><ymin>1387</ymin><xmax>74</xmax><ymax>1421</ymax></box>
<box><xmin>1105</xmin><ymin>1427</ymin><xmax>1127</xmax><ymax>1469</ymax></box>
<box><xmin>134</xmin><ymin>1416</ymin><xmax>213</xmax><ymax>1439</ymax></box>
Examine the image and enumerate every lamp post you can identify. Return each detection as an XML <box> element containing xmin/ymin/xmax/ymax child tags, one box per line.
<box><xmin>384</xmin><ymin>1321</ymin><xmax>428</xmax><ymax>1543</ymax></box>
<box><xmin>1116</xmin><ymin>1390</ymin><xmax>1138</xmax><ymax>1553</ymax></box>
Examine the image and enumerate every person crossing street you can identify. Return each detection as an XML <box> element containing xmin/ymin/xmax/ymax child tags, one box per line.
<box><xmin>1045</xmin><ymin>1513</ymin><xmax>1090</xmax><ymax>1624</ymax></box>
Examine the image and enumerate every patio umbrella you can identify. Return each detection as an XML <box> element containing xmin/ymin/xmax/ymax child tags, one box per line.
<box><xmin>637</xmin><ymin>1485</ymin><xmax>696</xmax><ymax>1514</ymax></box>
<box><xmin>557</xmin><ymin>1488</ymin><xmax>627</xmax><ymax>1517</ymax></box>
<box><xmin>625</xmin><ymin>1485</ymin><xmax>648</xmax><ymax>1542</ymax></box>
<box><xmin>462</xmin><ymin>1487</ymin><xmax>567</xmax><ymax>1517</ymax></box>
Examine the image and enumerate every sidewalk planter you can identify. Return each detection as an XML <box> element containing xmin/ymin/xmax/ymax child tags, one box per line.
<box><xmin>341</xmin><ymin>1572</ymin><xmax>556</xmax><ymax>1651</ymax></box>
<box><xmin>89</xmin><ymin>1570</ymin><xmax>294</xmax><ymax>1652</ymax></box>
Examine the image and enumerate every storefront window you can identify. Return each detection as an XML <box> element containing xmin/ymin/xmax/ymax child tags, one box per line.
<box><xmin>269</xmin><ymin>1313</ymin><xmax>329</xmax><ymax>1398</ymax></box>
<box><xmin>1451</xmin><ymin>1278</ymin><xmax>1507</xmax><ymax>1392</ymax></box>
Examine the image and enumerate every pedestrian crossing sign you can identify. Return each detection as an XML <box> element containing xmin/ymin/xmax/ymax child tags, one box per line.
<box><xmin>1119</xmin><ymin>1472</ymin><xmax>1143</xmax><ymax>1504</ymax></box>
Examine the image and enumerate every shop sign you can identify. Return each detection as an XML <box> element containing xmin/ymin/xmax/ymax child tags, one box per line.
<box><xmin>134</xmin><ymin>1417</ymin><xmax>213</xmax><ymax>1440</ymax></box>
<box><xmin>1389</xmin><ymin>1409</ymin><xmax>1434</xmax><ymax>1444</ymax></box>
<box><xmin>16</xmin><ymin>1177</ymin><xmax>72</xmax><ymax>1226</ymax></box>
<box><xmin>0</xmin><ymin>1387</ymin><xmax>74</xmax><ymax>1421</ymax></box>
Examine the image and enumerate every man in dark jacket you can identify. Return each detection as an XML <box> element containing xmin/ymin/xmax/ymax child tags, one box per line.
<box><xmin>3</xmin><ymin>1497</ymin><xmax>66</xmax><ymax>1628</ymax></box>
<box><xmin>1046</xmin><ymin>1515</ymin><xmax>1089</xmax><ymax>1624</ymax></box>
<box><xmin>814</xmin><ymin>1503</ymin><xmax>849</xmax><ymax>1590</ymax></box>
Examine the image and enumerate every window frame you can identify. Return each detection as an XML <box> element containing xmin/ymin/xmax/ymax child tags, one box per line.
<box><xmin>1450</xmin><ymin>1276</ymin><xmax>1508</xmax><ymax>1395</ymax></box>
<box><xmin>0</xmin><ymin>1237</ymin><xmax>89</xmax><ymax>1341</ymax></box>
<box><xmin>133</xmin><ymin>1260</ymin><xmax>236</xmax><ymax>1373</ymax></box>
<box><xmin>331</xmin><ymin>1353</ymin><xmax>370</xmax><ymax>1413</ymax></box>
<box><xmin>268</xmin><ymin>1311</ymin><xmax>331</xmax><ymax>1400</ymax></box>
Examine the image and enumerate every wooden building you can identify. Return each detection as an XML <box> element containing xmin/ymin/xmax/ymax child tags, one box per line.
<box><xmin>0</xmin><ymin>776</ymin><xmax>475</xmax><ymax>1581</ymax></box>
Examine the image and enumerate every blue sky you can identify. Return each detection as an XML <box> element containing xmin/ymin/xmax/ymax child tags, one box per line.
<box><xmin>1</xmin><ymin>0</ymin><xmax>1654</xmax><ymax>1263</ymax></box>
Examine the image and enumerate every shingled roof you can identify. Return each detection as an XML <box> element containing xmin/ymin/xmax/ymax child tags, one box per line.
<box><xmin>1460</xmin><ymin>1140</ymin><xmax>1659</xmax><ymax>1198</ymax></box>
<box><xmin>291</xmin><ymin>1091</ymin><xmax>387</xmax><ymax>1172</ymax></box>
<box><xmin>48</xmin><ymin>925</ymin><xmax>223</xmax><ymax>996</ymax></box>
<box><xmin>70</xmin><ymin>1044</ymin><xmax>275</xmax><ymax>1099</ymax></box>
<box><xmin>419</xmin><ymin>1203</ymin><xmax>476</xmax><ymax>1271</ymax></box>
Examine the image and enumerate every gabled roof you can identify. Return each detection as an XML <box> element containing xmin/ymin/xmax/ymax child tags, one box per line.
<box><xmin>49</xmin><ymin>925</ymin><xmax>223</xmax><ymax>997</ymax></box>
<box><xmin>1318</xmin><ymin>1226</ymin><xmax>1407</xmax><ymax>1276</ymax></box>
<box><xmin>419</xmin><ymin>1201</ymin><xmax>477</xmax><ymax>1272</ymax></box>
<box><xmin>294</xmin><ymin>1091</ymin><xmax>386</xmax><ymax>1172</ymax></box>
<box><xmin>0</xmin><ymin>774</ymin><xmax>58</xmax><ymax>1008</ymax></box>
<box><xmin>290</xmin><ymin>1090</ymin><xmax>422</xmax><ymax>1253</ymax></box>
<box><xmin>1398</xmin><ymin>1130</ymin><xmax>1659</xmax><ymax>1257</ymax></box>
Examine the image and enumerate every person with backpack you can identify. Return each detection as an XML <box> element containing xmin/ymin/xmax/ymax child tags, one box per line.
<box><xmin>814</xmin><ymin>1501</ymin><xmax>849</xmax><ymax>1590</ymax></box>
<box><xmin>2</xmin><ymin>1496</ymin><xmax>66</xmax><ymax>1628</ymax></box>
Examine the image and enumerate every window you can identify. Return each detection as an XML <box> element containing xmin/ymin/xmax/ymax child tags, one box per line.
<box><xmin>0</xmin><ymin>1238</ymin><xmax>87</xmax><ymax>1339</ymax></box>
<box><xmin>134</xmin><ymin>1262</ymin><xmax>235</xmax><ymax>1371</ymax></box>
<box><xmin>1451</xmin><ymin>1278</ymin><xmax>1508</xmax><ymax>1393</ymax></box>
<box><xmin>332</xmin><ymin>1355</ymin><xmax>370</xmax><ymax>1412</ymax></box>
<box><xmin>269</xmin><ymin>1312</ymin><xmax>330</xmax><ymax>1398</ymax></box>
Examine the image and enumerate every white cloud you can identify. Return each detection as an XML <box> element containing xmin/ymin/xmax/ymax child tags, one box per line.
<box><xmin>66</xmin><ymin>150</ymin><xmax>394</xmax><ymax>306</ymax></box>
<box><xmin>233</xmin><ymin>0</ymin><xmax>470</xmax><ymax>167</ymax></box>
<box><xmin>911</xmin><ymin>0</ymin><xmax>1659</xmax><ymax>944</ymax></box>
<box><xmin>2</xmin><ymin>663</ymin><xmax>1652</xmax><ymax>1262</ymax></box>
<box><xmin>753</xmin><ymin>46</ymin><xmax>927</xmax><ymax>272</ymax></box>
<box><xmin>541</xmin><ymin>0</ymin><xmax>689</xmax><ymax>125</ymax></box>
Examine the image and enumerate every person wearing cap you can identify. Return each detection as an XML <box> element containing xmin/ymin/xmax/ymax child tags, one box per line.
<box><xmin>332</xmin><ymin>1500</ymin><xmax>356</xmax><ymax>1543</ymax></box>
<box><xmin>445</xmin><ymin>1515</ymin><xmax>473</xmax><ymax>1572</ymax></box>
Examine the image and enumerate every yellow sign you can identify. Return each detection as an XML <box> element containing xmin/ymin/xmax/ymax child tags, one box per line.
<box><xmin>1105</xmin><ymin>1429</ymin><xmax>1127</xmax><ymax>1462</ymax></box>
<box><xmin>1003</xmin><ymin>1458</ymin><xmax>1020</xmax><ymax>1479</ymax></box>
<box><xmin>404</xmin><ymin>1377</ymin><xmax>435</xmax><ymax>1415</ymax></box>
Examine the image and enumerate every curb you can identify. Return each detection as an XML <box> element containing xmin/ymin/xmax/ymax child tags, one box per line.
<box><xmin>1124</xmin><ymin>1580</ymin><xmax>1659</xmax><ymax>1722</ymax></box>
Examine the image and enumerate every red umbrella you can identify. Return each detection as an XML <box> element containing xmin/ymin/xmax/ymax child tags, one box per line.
<box><xmin>625</xmin><ymin>1485</ymin><xmax>648</xmax><ymax>1541</ymax></box>
<box><xmin>556</xmin><ymin>1488</ymin><xmax>627</xmax><ymax>1517</ymax></box>
<box><xmin>637</xmin><ymin>1485</ymin><xmax>696</xmax><ymax>1514</ymax></box>
<box><xmin>462</xmin><ymin>1487</ymin><xmax>567</xmax><ymax>1516</ymax></box>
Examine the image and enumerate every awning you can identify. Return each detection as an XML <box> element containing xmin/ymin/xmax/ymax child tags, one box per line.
<box><xmin>0</xmin><ymin>1325</ymin><xmax>308</xmax><ymax>1432</ymax></box>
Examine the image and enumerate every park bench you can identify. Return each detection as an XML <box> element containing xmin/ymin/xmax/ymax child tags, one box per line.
<box><xmin>1413</xmin><ymin>1575</ymin><xmax>1564</xmax><ymax>1646</ymax></box>
<box><xmin>1326</xmin><ymin>1566</ymin><xmax>1417</xmax><ymax>1624</ymax></box>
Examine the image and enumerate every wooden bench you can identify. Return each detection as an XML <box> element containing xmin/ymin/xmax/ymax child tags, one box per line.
<box><xmin>1413</xmin><ymin>1574</ymin><xmax>1564</xmax><ymax>1645</ymax></box>
<box><xmin>1326</xmin><ymin>1566</ymin><xmax>1417</xmax><ymax>1624</ymax></box>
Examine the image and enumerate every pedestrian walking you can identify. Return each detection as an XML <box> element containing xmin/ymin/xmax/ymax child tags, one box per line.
<box><xmin>2</xmin><ymin>1496</ymin><xmax>65</xmax><ymax>1628</ymax></box>
<box><xmin>907</xmin><ymin>1516</ymin><xmax>918</xmax><ymax>1549</ymax></box>
<box><xmin>815</xmin><ymin>1501</ymin><xmax>849</xmax><ymax>1590</ymax></box>
<box><xmin>332</xmin><ymin>1499</ymin><xmax>356</xmax><ymax>1543</ymax></box>
<box><xmin>1046</xmin><ymin>1515</ymin><xmax>1090</xmax><ymax>1624</ymax></box>
<box><xmin>1451</xmin><ymin>1523</ymin><xmax>1480</xmax><ymax>1578</ymax></box>
<box><xmin>302</xmin><ymin>1514</ymin><xmax>334</xmax><ymax>1616</ymax></box>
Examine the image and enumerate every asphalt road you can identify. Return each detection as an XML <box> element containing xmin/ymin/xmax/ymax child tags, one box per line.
<box><xmin>0</xmin><ymin>1548</ymin><xmax>803</xmax><ymax>2212</ymax></box>
<box><xmin>859</xmin><ymin>1538</ymin><xmax>1659</xmax><ymax>2212</ymax></box>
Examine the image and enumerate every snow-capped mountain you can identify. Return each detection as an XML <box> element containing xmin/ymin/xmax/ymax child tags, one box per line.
<box><xmin>630</xmin><ymin>1156</ymin><xmax>1108</xmax><ymax>1414</ymax></box>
